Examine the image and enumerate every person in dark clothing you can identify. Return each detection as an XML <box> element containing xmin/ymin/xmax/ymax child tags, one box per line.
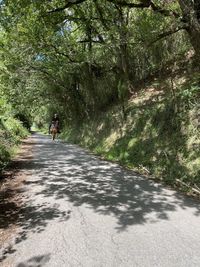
<box><xmin>49</xmin><ymin>114</ymin><xmax>60</xmax><ymax>134</ymax></box>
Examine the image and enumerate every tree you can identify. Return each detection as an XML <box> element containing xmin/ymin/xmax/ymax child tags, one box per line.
<box><xmin>0</xmin><ymin>0</ymin><xmax>195</xmax><ymax>126</ymax></box>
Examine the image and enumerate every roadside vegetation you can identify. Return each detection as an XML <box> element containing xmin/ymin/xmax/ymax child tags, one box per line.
<box><xmin>0</xmin><ymin>98</ymin><xmax>29</xmax><ymax>174</ymax></box>
<box><xmin>62</xmin><ymin>67</ymin><xmax>200</xmax><ymax>192</ymax></box>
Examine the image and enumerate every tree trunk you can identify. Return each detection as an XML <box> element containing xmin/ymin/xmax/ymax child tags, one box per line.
<box><xmin>187</xmin><ymin>23</ymin><xmax>200</xmax><ymax>59</ymax></box>
<box><xmin>117</xmin><ymin>8</ymin><xmax>133</xmax><ymax>94</ymax></box>
<box><xmin>179</xmin><ymin>0</ymin><xmax>200</xmax><ymax>59</ymax></box>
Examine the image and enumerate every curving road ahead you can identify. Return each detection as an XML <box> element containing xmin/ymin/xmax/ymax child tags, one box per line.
<box><xmin>0</xmin><ymin>133</ymin><xmax>200</xmax><ymax>267</ymax></box>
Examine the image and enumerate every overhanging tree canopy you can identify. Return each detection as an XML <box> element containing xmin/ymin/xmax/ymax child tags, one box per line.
<box><xmin>0</xmin><ymin>0</ymin><xmax>198</xmax><ymax>123</ymax></box>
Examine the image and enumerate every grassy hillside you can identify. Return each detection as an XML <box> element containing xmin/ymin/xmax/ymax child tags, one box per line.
<box><xmin>62</xmin><ymin>69</ymin><xmax>200</xmax><ymax>193</ymax></box>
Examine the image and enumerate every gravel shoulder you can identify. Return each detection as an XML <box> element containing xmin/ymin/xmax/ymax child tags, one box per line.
<box><xmin>0</xmin><ymin>136</ymin><xmax>34</xmax><ymax>266</ymax></box>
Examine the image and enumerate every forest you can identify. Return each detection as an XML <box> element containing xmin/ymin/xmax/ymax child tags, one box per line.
<box><xmin>0</xmin><ymin>0</ymin><xmax>199</xmax><ymax>192</ymax></box>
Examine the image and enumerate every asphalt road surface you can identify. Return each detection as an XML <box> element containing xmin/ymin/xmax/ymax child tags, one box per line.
<box><xmin>0</xmin><ymin>133</ymin><xmax>200</xmax><ymax>267</ymax></box>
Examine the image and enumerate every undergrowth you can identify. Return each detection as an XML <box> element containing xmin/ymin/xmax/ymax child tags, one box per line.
<box><xmin>62</xmin><ymin>72</ymin><xmax>200</xmax><ymax>191</ymax></box>
<box><xmin>0</xmin><ymin>117</ymin><xmax>28</xmax><ymax>174</ymax></box>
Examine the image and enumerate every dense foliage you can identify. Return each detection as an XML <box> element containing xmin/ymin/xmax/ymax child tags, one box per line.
<box><xmin>0</xmin><ymin>1</ymin><xmax>199</xmax><ymax>123</ymax></box>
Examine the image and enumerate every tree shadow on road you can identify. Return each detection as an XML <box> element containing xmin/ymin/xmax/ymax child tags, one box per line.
<box><xmin>0</xmin><ymin>136</ymin><xmax>70</xmax><ymax>263</ymax></box>
<box><xmin>16</xmin><ymin>253</ymin><xmax>50</xmax><ymax>267</ymax></box>
<box><xmin>26</xmin><ymin>134</ymin><xmax>200</xmax><ymax>230</ymax></box>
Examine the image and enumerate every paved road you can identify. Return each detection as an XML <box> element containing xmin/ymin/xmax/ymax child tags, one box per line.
<box><xmin>0</xmin><ymin>134</ymin><xmax>200</xmax><ymax>267</ymax></box>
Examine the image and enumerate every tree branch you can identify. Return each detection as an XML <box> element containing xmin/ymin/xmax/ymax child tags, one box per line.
<box><xmin>47</xmin><ymin>43</ymin><xmax>81</xmax><ymax>63</ymax></box>
<box><xmin>94</xmin><ymin>1</ymin><xmax>110</xmax><ymax>31</ymax></box>
<box><xmin>148</xmin><ymin>25</ymin><xmax>187</xmax><ymax>46</ymax></box>
<box><xmin>78</xmin><ymin>39</ymin><xmax>105</xmax><ymax>44</ymax></box>
<box><xmin>63</xmin><ymin>15</ymin><xmax>101</xmax><ymax>22</ymax></box>
<box><xmin>29</xmin><ymin>66</ymin><xmax>67</xmax><ymax>89</ymax></box>
<box><xmin>107</xmin><ymin>0</ymin><xmax>151</xmax><ymax>8</ymax></box>
<box><xmin>106</xmin><ymin>0</ymin><xmax>181</xmax><ymax>18</ymax></box>
<box><xmin>48</xmin><ymin>0</ymin><xmax>87</xmax><ymax>13</ymax></box>
<box><xmin>150</xmin><ymin>2</ymin><xmax>180</xmax><ymax>18</ymax></box>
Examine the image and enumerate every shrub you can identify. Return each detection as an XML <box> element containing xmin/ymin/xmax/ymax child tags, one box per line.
<box><xmin>0</xmin><ymin>117</ymin><xmax>29</xmax><ymax>174</ymax></box>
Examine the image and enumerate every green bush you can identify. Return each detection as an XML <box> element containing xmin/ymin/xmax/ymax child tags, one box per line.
<box><xmin>0</xmin><ymin>117</ymin><xmax>29</xmax><ymax>174</ymax></box>
<box><xmin>0</xmin><ymin>143</ymin><xmax>10</xmax><ymax>170</ymax></box>
<box><xmin>4</xmin><ymin>117</ymin><xmax>28</xmax><ymax>142</ymax></box>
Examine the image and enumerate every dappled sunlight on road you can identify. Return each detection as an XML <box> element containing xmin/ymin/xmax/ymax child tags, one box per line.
<box><xmin>17</xmin><ymin>134</ymin><xmax>200</xmax><ymax>229</ymax></box>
